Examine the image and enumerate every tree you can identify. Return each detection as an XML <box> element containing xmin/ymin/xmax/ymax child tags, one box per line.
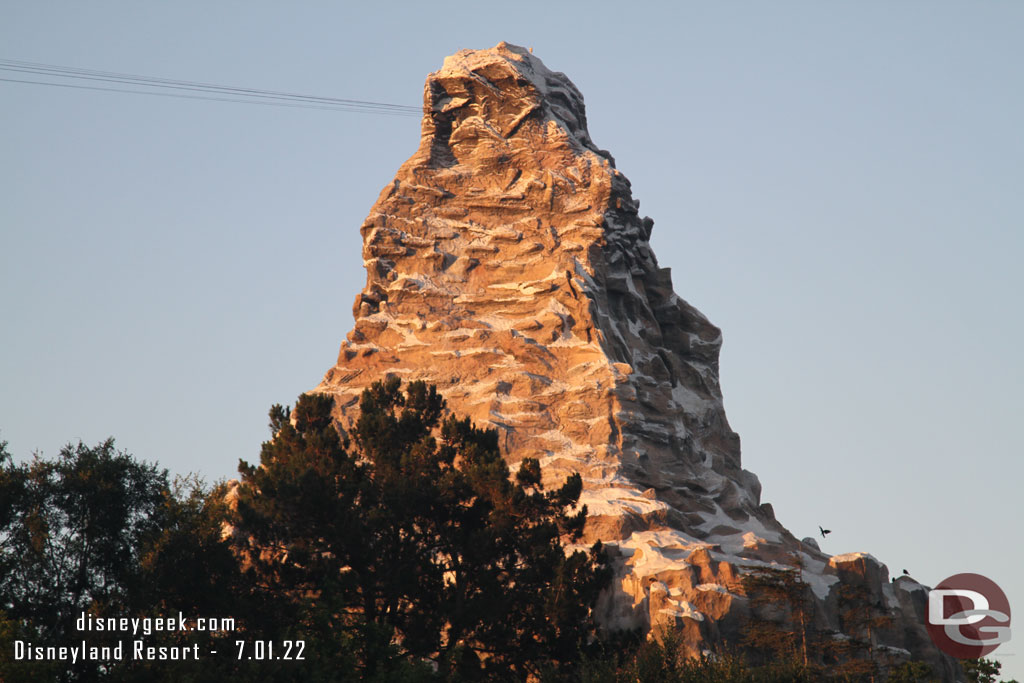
<box><xmin>740</xmin><ymin>554</ymin><xmax>814</xmax><ymax>670</ymax></box>
<box><xmin>963</xmin><ymin>657</ymin><xmax>1019</xmax><ymax>683</ymax></box>
<box><xmin>887</xmin><ymin>660</ymin><xmax>934</xmax><ymax>682</ymax></box>
<box><xmin>117</xmin><ymin>475</ymin><xmax>277</xmax><ymax>683</ymax></box>
<box><xmin>0</xmin><ymin>439</ymin><xmax>168</xmax><ymax>635</ymax></box>
<box><xmin>0</xmin><ymin>439</ymin><xmax>264</xmax><ymax>683</ymax></box>
<box><xmin>234</xmin><ymin>379</ymin><xmax>610</xmax><ymax>680</ymax></box>
<box><xmin>579</xmin><ymin>626</ymin><xmax>817</xmax><ymax>683</ymax></box>
<box><xmin>832</xmin><ymin>582</ymin><xmax>895</xmax><ymax>681</ymax></box>
<box><xmin>135</xmin><ymin>475</ymin><xmax>244</xmax><ymax>621</ymax></box>
<box><xmin>0</xmin><ymin>438</ymin><xmax>168</xmax><ymax>681</ymax></box>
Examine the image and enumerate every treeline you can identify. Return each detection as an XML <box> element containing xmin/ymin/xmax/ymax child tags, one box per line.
<box><xmin>1</xmin><ymin>380</ymin><xmax>606</xmax><ymax>681</ymax></box>
<box><xmin>0</xmin><ymin>379</ymin><xmax>1010</xmax><ymax>682</ymax></box>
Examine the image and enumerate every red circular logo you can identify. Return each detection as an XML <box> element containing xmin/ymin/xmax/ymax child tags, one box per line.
<box><xmin>926</xmin><ymin>573</ymin><xmax>1011</xmax><ymax>659</ymax></box>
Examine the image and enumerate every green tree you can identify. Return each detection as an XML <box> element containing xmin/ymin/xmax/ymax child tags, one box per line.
<box><xmin>116</xmin><ymin>476</ymin><xmax>280</xmax><ymax>683</ymax></box>
<box><xmin>0</xmin><ymin>439</ymin><xmax>263</xmax><ymax>683</ymax></box>
<box><xmin>234</xmin><ymin>379</ymin><xmax>610</xmax><ymax>680</ymax></box>
<box><xmin>887</xmin><ymin>660</ymin><xmax>934</xmax><ymax>682</ymax></box>
<box><xmin>0</xmin><ymin>438</ymin><xmax>168</xmax><ymax>681</ymax></box>
<box><xmin>963</xmin><ymin>657</ymin><xmax>1019</xmax><ymax>683</ymax></box>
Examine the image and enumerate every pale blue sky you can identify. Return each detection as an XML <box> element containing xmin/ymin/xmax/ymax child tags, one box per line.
<box><xmin>3</xmin><ymin>2</ymin><xmax>1021</xmax><ymax>675</ymax></box>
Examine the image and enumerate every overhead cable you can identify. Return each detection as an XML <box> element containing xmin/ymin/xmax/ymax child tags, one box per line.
<box><xmin>0</xmin><ymin>58</ymin><xmax>421</xmax><ymax>116</ymax></box>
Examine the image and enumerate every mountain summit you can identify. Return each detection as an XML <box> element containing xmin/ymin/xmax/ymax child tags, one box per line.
<box><xmin>317</xmin><ymin>42</ymin><xmax>956</xmax><ymax>679</ymax></box>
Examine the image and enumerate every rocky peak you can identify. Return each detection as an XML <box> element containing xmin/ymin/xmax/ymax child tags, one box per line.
<box><xmin>422</xmin><ymin>42</ymin><xmax>601</xmax><ymax>166</ymax></box>
<box><xmin>317</xmin><ymin>43</ymin><xmax>959</xmax><ymax>680</ymax></box>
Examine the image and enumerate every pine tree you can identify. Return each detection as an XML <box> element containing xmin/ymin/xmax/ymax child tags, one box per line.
<box><xmin>963</xmin><ymin>657</ymin><xmax>1019</xmax><ymax>683</ymax></box>
<box><xmin>234</xmin><ymin>379</ymin><xmax>610</xmax><ymax>680</ymax></box>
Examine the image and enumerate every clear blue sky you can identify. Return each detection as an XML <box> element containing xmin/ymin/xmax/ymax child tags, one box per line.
<box><xmin>3</xmin><ymin>2</ymin><xmax>1021</xmax><ymax>675</ymax></box>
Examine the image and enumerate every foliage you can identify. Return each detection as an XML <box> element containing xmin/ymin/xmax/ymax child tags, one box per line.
<box><xmin>113</xmin><ymin>475</ymin><xmax>278</xmax><ymax>683</ymax></box>
<box><xmin>580</xmin><ymin>623</ymin><xmax>950</xmax><ymax>683</ymax></box>
<box><xmin>0</xmin><ymin>438</ymin><xmax>167</xmax><ymax>633</ymax></box>
<box><xmin>582</xmin><ymin>627</ymin><xmax>757</xmax><ymax>682</ymax></box>
<box><xmin>827</xmin><ymin>582</ymin><xmax>896</xmax><ymax>680</ymax></box>
<box><xmin>737</xmin><ymin>557</ymin><xmax>927</xmax><ymax>681</ymax></box>
<box><xmin>963</xmin><ymin>657</ymin><xmax>1019</xmax><ymax>683</ymax></box>
<box><xmin>887</xmin><ymin>660</ymin><xmax>935</xmax><ymax>682</ymax></box>
<box><xmin>0</xmin><ymin>439</ymin><xmax>267</xmax><ymax>682</ymax></box>
<box><xmin>234</xmin><ymin>378</ymin><xmax>610</xmax><ymax>680</ymax></box>
<box><xmin>6</xmin><ymin>386</ymin><xmax>967</xmax><ymax>682</ymax></box>
<box><xmin>0</xmin><ymin>438</ymin><xmax>170</xmax><ymax>680</ymax></box>
<box><xmin>579</xmin><ymin>626</ymin><xmax>826</xmax><ymax>682</ymax></box>
<box><xmin>740</xmin><ymin>555</ymin><xmax>814</xmax><ymax>668</ymax></box>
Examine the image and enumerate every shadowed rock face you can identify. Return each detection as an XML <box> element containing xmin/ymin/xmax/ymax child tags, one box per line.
<box><xmin>316</xmin><ymin>42</ymin><xmax>958</xmax><ymax>680</ymax></box>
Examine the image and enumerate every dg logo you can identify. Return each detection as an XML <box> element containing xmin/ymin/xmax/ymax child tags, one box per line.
<box><xmin>927</xmin><ymin>573</ymin><xmax>1012</xmax><ymax>659</ymax></box>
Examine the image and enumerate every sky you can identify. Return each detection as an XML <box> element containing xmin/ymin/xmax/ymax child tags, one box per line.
<box><xmin>2</xmin><ymin>1</ymin><xmax>1021</xmax><ymax>676</ymax></box>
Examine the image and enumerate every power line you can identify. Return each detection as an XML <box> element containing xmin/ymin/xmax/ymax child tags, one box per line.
<box><xmin>0</xmin><ymin>58</ymin><xmax>422</xmax><ymax>116</ymax></box>
<box><xmin>0</xmin><ymin>76</ymin><xmax>417</xmax><ymax>115</ymax></box>
<box><xmin>0</xmin><ymin>58</ymin><xmax>420</xmax><ymax>113</ymax></box>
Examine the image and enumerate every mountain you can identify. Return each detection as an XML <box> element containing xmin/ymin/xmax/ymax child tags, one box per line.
<box><xmin>316</xmin><ymin>42</ymin><xmax>958</xmax><ymax>680</ymax></box>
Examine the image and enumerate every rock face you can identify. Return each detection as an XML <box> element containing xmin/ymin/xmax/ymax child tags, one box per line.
<box><xmin>316</xmin><ymin>43</ymin><xmax>958</xmax><ymax>680</ymax></box>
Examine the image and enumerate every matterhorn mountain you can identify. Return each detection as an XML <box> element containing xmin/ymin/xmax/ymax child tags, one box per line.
<box><xmin>316</xmin><ymin>42</ymin><xmax>958</xmax><ymax>679</ymax></box>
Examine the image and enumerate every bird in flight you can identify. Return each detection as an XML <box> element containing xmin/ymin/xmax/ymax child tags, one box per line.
<box><xmin>819</xmin><ymin>526</ymin><xmax>832</xmax><ymax>538</ymax></box>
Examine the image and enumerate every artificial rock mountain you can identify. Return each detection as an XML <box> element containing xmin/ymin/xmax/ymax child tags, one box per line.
<box><xmin>316</xmin><ymin>43</ymin><xmax>958</xmax><ymax>679</ymax></box>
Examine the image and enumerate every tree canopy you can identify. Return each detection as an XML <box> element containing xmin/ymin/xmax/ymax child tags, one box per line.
<box><xmin>0</xmin><ymin>439</ymin><xmax>167</xmax><ymax>641</ymax></box>
<box><xmin>234</xmin><ymin>378</ymin><xmax>610</xmax><ymax>680</ymax></box>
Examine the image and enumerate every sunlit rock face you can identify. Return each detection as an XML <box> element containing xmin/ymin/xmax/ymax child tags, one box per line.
<box><xmin>316</xmin><ymin>43</ymin><xmax>958</xmax><ymax>680</ymax></box>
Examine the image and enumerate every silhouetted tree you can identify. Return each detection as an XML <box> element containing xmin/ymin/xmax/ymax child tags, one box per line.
<box><xmin>234</xmin><ymin>379</ymin><xmax>610</xmax><ymax>680</ymax></box>
<box><xmin>963</xmin><ymin>657</ymin><xmax>1019</xmax><ymax>683</ymax></box>
<box><xmin>0</xmin><ymin>438</ymin><xmax>167</xmax><ymax>681</ymax></box>
<box><xmin>0</xmin><ymin>438</ymin><xmax>274</xmax><ymax>683</ymax></box>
